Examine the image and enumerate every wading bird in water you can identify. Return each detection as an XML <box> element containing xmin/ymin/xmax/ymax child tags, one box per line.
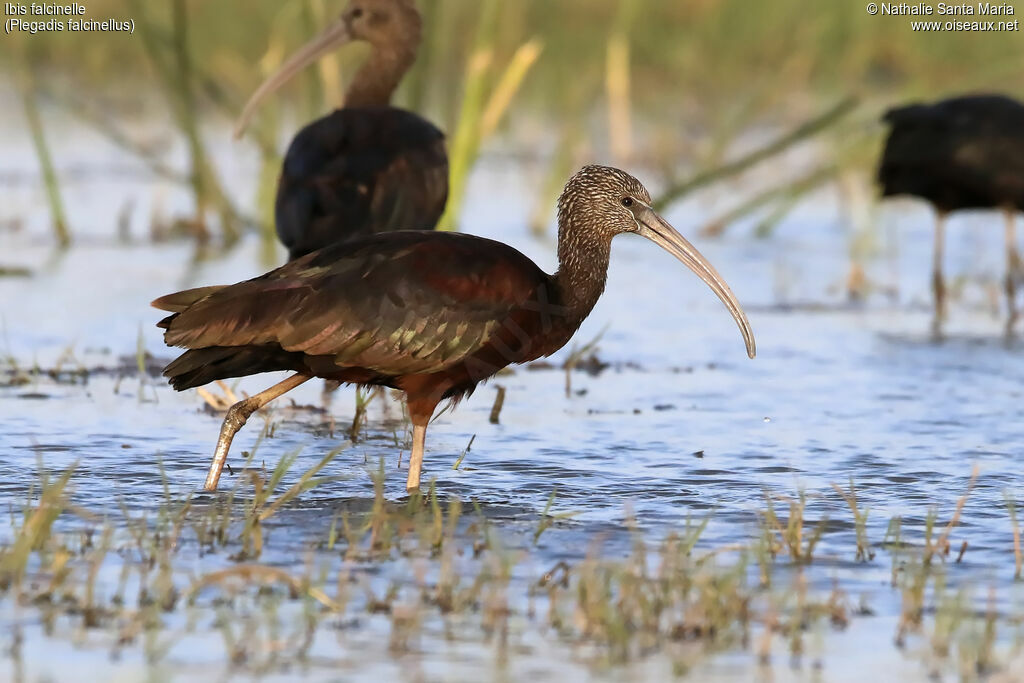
<box><xmin>878</xmin><ymin>94</ymin><xmax>1024</xmax><ymax>337</ymax></box>
<box><xmin>153</xmin><ymin>166</ymin><xmax>756</xmax><ymax>492</ymax></box>
<box><xmin>236</xmin><ymin>0</ymin><xmax>447</xmax><ymax>260</ymax></box>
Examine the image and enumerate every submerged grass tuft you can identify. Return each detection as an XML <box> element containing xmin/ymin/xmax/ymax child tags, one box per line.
<box><xmin>831</xmin><ymin>477</ymin><xmax>874</xmax><ymax>562</ymax></box>
<box><xmin>760</xmin><ymin>489</ymin><xmax>826</xmax><ymax>565</ymax></box>
<box><xmin>0</xmin><ymin>454</ymin><xmax>1022</xmax><ymax>678</ymax></box>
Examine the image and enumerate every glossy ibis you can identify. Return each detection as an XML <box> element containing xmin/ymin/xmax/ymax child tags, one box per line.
<box><xmin>878</xmin><ymin>94</ymin><xmax>1024</xmax><ymax>336</ymax></box>
<box><xmin>236</xmin><ymin>0</ymin><xmax>447</xmax><ymax>260</ymax></box>
<box><xmin>153</xmin><ymin>165</ymin><xmax>756</xmax><ymax>492</ymax></box>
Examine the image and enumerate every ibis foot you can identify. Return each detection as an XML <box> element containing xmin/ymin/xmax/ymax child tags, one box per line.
<box><xmin>204</xmin><ymin>373</ymin><xmax>312</xmax><ymax>491</ymax></box>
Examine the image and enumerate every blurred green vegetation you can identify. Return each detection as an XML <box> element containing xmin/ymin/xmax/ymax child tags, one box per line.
<box><xmin>8</xmin><ymin>0</ymin><xmax>1020</xmax><ymax>117</ymax></box>
<box><xmin>3</xmin><ymin>0</ymin><xmax>1023</xmax><ymax>247</ymax></box>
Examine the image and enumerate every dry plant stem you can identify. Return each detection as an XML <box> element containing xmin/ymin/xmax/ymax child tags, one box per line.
<box><xmin>478</xmin><ymin>40</ymin><xmax>543</xmax><ymax>140</ymax></box>
<box><xmin>437</xmin><ymin>0</ymin><xmax>500</xmax><ymax>231</ymax></box>
<box><xmin>196</xmin><ymin>381</ymin><xmax>239</xmax><ymax>412</ymax></box>
<box><xmin>128</xmin><ymin>0</ymin><xmax>247</xmax><ymax>244</ymax></box>
<box><xmin>700</xmin><ymin>164</ymin><xmax>837</xmax><ymax>238</ymax></box>
<box><xmin>171</xmin><ymin>0</ymin><xmax>209</xmax><ymax>236</ymax></box>
<box><xmin>655</xmin><ymin>96</ymin><xmax>859</xmax><ymax>210</ymax></box>
<box><xmin>489</xmin><ymin>386</ymin><xmax>506</xmax><ymax>424</ymax></box>
<box><xmin>196</xmin><ymin>386</ymin><xmax>228</xmax><ymax>411</ymax></box>
<box><xmin>48</xmin><ymin>84</ymin><xmax>262</xmax><ymax>233</ymax></box>
<box><xmin>605</xmin><ymin>33</ymin><xmax>631</xmax><ymax>163</ymax></box>
<box><xmin>205</xmin><ymin>373</ymin><xmax>312</xmax><ymax>491</ymax></box>
<box><xmin>605</xmin><ymin>0</ymin><xmax>639</xmax><ymax>164</ymax></box>
<box><xmin>45</xmin><ymin>86</ymin><xmax>187</xmax><ymax>182</ymax></box>
<box><xmin>406</xmin><ymin>422</ymin><xmax>428</xmax><ymax>492</ymax></box>
<box><xmin>258</xmin><ymin>446</ymin><xmax>344</xmax><ymax>522</ymax></box>
<box><xmin>217</xmin><ymin>380</ymin><xmax>239</xmax><ymax>404</ymax></box>
<box><xmin>452</xmin><ymin>435</ymin><xmax>475</xmax><ymax>470</ymax></box>
<box><xmin>439</xmin><ymin>2</ymin><xmax>540</xmax><ymax>230</ymax></box>
<box><xmin>349</xmin><ymin>387</ymin><xmax>378</xmax><ymax>442</ymax></box>
<box><xmin>18</xmin><ymin>67</ymin><xmax>70</xmax><ymax>248</ymax></box>
<box><xmin>929</xmin><ymin>465</ymin><xmax>978</xmax><ymax>561</ymax></box>
<box><xmin>955</xmin><ymin>540</ymin><xmax>968</xmax><ymax>563</ymax></box>
<box><xmin>189</xmin><ymin>565</ymin><xmax>339</xmax><ymax>610</ymax></box>
<box><xmin>830</xmin><ymin>478</ymin><xmax>873</xmax><ymax>561</ymax></box>
<box><xmin>0</xmin><ymin>464</ymin><xmax>75</xmax><ymax>582</ymax></box>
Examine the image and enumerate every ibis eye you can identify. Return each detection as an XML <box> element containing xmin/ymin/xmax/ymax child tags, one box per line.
<box><xmin>351</xmin><ymin>7</ymin><xmax>363</xmax><ymax>18</ymax></box>
<box><xmin>621</xmin><ymin>197</ymin><xmax>634</xmax><ymax>207</ymax></box>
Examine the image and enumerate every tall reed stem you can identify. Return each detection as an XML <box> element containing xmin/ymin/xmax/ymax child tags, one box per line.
<box><xmin>18</xmin><ymin>66</ymin><xmax>70</xmax><ymax>248</ymax></box>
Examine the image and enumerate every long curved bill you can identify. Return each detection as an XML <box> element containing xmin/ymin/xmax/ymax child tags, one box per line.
<box><xmin>635</xmin><ymin>203</ymin><xmax>756</xmax><ymax>359</ymax></box>
<box><xmin>234</xmin><ymin>18</ymin><xmax>352</xmax><ymax>138</ymax></box>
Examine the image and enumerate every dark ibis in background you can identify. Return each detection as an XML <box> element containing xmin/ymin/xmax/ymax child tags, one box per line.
<box><xmin>236</xmin><ymin>0</ymin><xmax>448</xmax><ymax>260</ymax></box>
<box><xmin>878</xmin><ymin>94</ymin><xmax>1024</xmax><ymax>336</ymax></box>
<box><xmin>153</xmin><ymin>165</ymin><xmax>756</xmax><ymax>492</ymax></box>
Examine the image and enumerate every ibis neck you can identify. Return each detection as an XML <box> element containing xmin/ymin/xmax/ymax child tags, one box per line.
<box><xmin>552</xmin><ymin>230</ymin><xmax>612</xmax><ymax>333</ymax></box>
<box><xmin>344</xmin><ymin>45</ymin><xmax>415</xmax><ymax>107</ymax></box>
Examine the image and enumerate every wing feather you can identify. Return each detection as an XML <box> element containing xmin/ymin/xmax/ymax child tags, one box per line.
<box><xmin>159</xmin><ymin>232</ymin><xmax>546</xmax><ymax>377</ymax></box>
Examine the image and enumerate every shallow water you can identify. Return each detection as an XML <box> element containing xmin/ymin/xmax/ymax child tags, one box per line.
<box><xmin>2</xmin><ymin>113</ymin><xmax>1024</xmax><ymax>680</ymax></box>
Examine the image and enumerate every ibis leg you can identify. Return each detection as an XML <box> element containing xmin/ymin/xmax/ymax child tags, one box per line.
<box><xmin>204</xmin><ymin>373</ymin><xmax>312</xmax><ymax>491</ymax></box>
<box><xmin>931</xmin><ymin>212</ymin><xmax>947</xmax><ymax>337</ymax></box>
<box><xmin>400</xmin><ymin>386</ymin><xmax>443</xmax><ymax>492</ymax></box>
<box><xmin>1005</xmin><ymin>209</ymin><xmax>1020</xmax><ymax>338</ymax></box>
<box><xmin>405</xmin><ymin>420</ymin><xmax>428</xmax><ymax>492</ymax></box>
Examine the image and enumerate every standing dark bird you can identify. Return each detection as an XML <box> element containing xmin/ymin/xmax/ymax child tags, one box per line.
<box><xmin>236</xmin><ymin>0</ymin><xmax>447</xmax><ymax>260</ymax></box>
<box><xmin>153</xmin><ymin>166</ymin><xmax>756</xmax><ymax>493</ymax></box>
<box><xmin>878</xmin><ymin>94</ymin><xmax>1024</xmax><ymax>336</ymax></box>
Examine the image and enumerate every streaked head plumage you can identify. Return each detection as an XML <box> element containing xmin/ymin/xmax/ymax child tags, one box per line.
<box><xmin>557</xmin><ymin>165</ymin><xmax>653</xmax><ymax>238</ymax></box>
<box><xmin>340</xmin><ymin>0</ymin><xmax>421</xmax><ymax>46</ymax></box>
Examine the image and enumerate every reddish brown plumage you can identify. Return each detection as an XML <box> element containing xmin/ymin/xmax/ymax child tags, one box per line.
<box><xmin>155</xmin><ymin>165</ymin><xmax>756</xmax><ymax>491</ymax></box>
<box><xmin>155</xmin><ymin>231</ymin><xmax>563</xmax><ymax>405</ymax></box>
